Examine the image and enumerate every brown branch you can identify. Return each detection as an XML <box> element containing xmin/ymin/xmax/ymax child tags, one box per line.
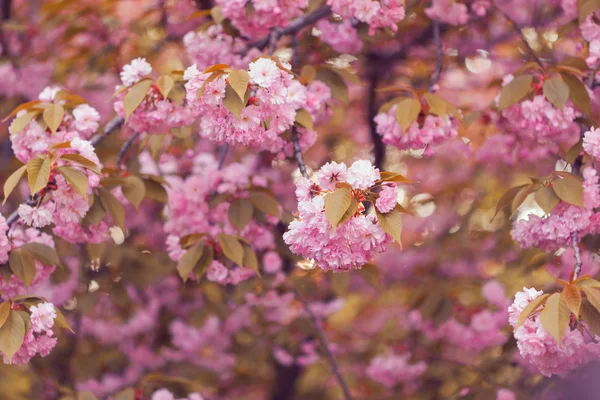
<box><xmin>291</xmin><ymin>126</ymin><xmax>309</xmax><ymax>179</ymax></box>
<box><xmin>217</xmin><ymin>143</ymin><xmax>229</xmax><ymax>170</ymax></box>
<box><xmin>429</xmin><ymin>20</ymin><xmax>443</xmax><ymax>91</ymax></box>
<box><xmin>572</xmin><ymin>232</ymin><xmax>583</xmax><ymax>280</ymax></box>
<box><xmin>116</xmin><ymin>131</ymin><xmax>141</xmax><ymax>169</ymax></box>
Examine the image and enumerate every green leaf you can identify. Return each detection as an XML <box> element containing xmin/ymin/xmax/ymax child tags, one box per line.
<box><xmin>0</xmin><ymin>310</ymin><xmax>25</xmax><ymax>363</ymax></box>
<box><xmin>156</xmin><ymin>75</ymin><xmax>175</xmax><ymax>99</ymax></box>
<box><xmin>177</xmin><ymin>242</ymin><xmax>204</xmax><ymax>283</ymax></box>
<box><xmin>42</xmin><ymin>103</ymin><xmax>64</xmax><ymax>134</ymax></box>
<box><xmin>540</xmin><ymin>293</ymin><xmax>571</xmax><ymax>345</ymax></box>
<box><xmin>9</xmin><ymin>247</ymin><xmax>37</xmax><ymax>288</ymax></box>
<box><xmin>60</xmin><ymin>154</ymin><xmax>101</xmax><ymax>174</ymax></box>
<box><xmin>375</xmin><ymin>208</ymin><xmax>403</xmax><ymax>247</ymax></box>
<box><xmin>222</xmin><ymin>84</ymin><xmax>246</xmax><ymax>120</ymax></box>
<box><xmin>294</xmin><ymin>108</ymin><xmax>314</xmax><ymax>131</ymax></box>
<box><xmin>394</xmin><ymin>98</ymin><xmax>421</xmax><ymax>131</ymax></box>
<box><xmin>552</xmin><ymin>174</ymin><xmax>584</xmax><ymax>207</ymax></box>
<box><xmin>249</xmin><ymin>191</ymin><xmax>280</xmax><ymax>218</ymax></box>
<box><xmin>242</xmin><ymin>246</ymin><xmax>261</xmax><ymax>278</ymax></box>
<box><xmin>3</xmin><ymin>165</ymin><xmax>26</xmax><ymax>205</ymax></box>
<box><xmin>228</xmin><ymin>198</ymin><xmax>253</xmax><ymax>231</ymax></box>
<box><xmin>324</xmin><ymin>187</ymin><xmax>352</xmax><ymax>232</ymax></box>
<box><xmin>560</xmin><ymin>72</ymin><xmax>591</xmax><ymax>115</ymax></box>
<box><xmin>20</xmin><ymin>243</ymin><xmax>61</xmax><ymax>267</ymax></box>
<box><xmin>27</xmin><ymin>156</ymin><xmax>53</xmax><ymax>195</ymax></box>
<box><xmin>498</xmin><ymin>75</ymin><xmax>534</xmax><ymax>110</ymax></box>
<box><xmin>217</xmin><ymin>233</ymin><xmax>244</xmax><ymax>266</ymax></box>
<box><xmin>543</xmin><ymin>76</ymin><xmax>570</xmax><ymax>111</ymax></box>
<box><xmin>227</xmin><ymin>69</ymin><xmax>250</xmax><ymax>100</ymax></box>
<box><xmin>98</xmin><ymin>187</ymin><xmax>125</xmax><ymax>230</ymax></box>
<box><xmin>58</xmin><ymin>166</ymin><xmax>88</xmax><ymax>200</ymax></box>
<box><xmin>535</xmin><ymin>186</ymin><xmax>560</xmax><ymax>214</ymax></box>
<box><xmin>122</xmin><ymin>176</ymin><xmax>146</xmax><ymax>211</ymax></box>
<box><xmin>124</xmin><ymin>79</ymin><xmax>152</xmax><ymax>119</ymax></box>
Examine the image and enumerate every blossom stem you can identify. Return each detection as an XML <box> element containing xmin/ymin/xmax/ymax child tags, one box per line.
<box><xmin>298</xmin><ymin>296</ymin><xmax>352</xmax><ymax>400</ymax></box>
<box><xmin>116</xmin><ymin>131</ymin><xmax>142</xmax><ymax>169</ymax></box>
<box><xmin>428</xmin><ymin>20</ymin><xmax>443</xmax><ymax>91</ymax></box>
<box><xmin>572</xmin><ymin>232</ymin><xmax>583</xmax><ymax>280</ymax></box>
<box><xmin>292</xmin><ymin>126</ymin><xmax>309</xmax><ymax>179</ymax></box>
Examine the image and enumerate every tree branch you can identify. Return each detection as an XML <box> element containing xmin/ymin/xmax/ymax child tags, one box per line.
<box><xmin>367</xmin><ymin>58</ymin><xmax>385</xmax><ymax>171</ymax></box>
<box><xmin>217</xmin><ymin>143</ymin><xmax>229</xmax><ymax>170</ymax></box>
<box><xmin>429</xmin><ymin>20</ymin><xmax>443</xmax><ymax>91</ymax></box>
<box><xmin>116</xmin><ymin>131</ymin><xmax>141</xmax><ymax>169</ymax></box>
<box><xmin>292</xmin><ymin>126</ymin><xmax>309</xmax><ymax>179</ymax></box>
<box><xmin>496</xmin><ymin>6</ymin><xmax>544</xmax><ymax>69</ymax></box>
<box><xmin>571</xmin><ymin>232</ymin><xmax>583</xmax><ymax>280</ymax></box>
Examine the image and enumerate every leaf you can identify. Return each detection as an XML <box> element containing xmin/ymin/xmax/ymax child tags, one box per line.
<box><xmin>9</xmin><ymin>111</ymin><xmax>39</xmax><ymax>134</ymax></box>
<box><xmin>217</xmin><ymin>233</ymin><xmax>244</xmax><ymax>266</ymax></box>
<box><xmin>76</xmin><ymin>392</ymin><xmax>99</xmax><ymax>400</ymax></box>
<box><xmin>58</xmin><ymin>166</ymin><xmax>88</xmax><ymax>200</ymax></box>
<box><xmin>562</xmin><ymin>284</ymin><xmax>582</xmax><ymax>317</ymax></box>
<box><xmin>227</xmin><ymin>69</ymin><xmax>250</xmax><ymax>100</ymax></box>
<box><xmin>123</xmin><ymin>79</ymin><xmax>152</xmax><ymax>119</ymax></box>
<box><xmin>98</xmin><ymin>187</ymin><xmax>125</xmax><ymax>230</ymax></box>
<box><xmin>316</xmin><ymin>68</ymin><xmax>348</xmax><ymax>103</ymax></box>
<box><xmin>82</xmin><ymin>195</ymin><xmax>106</xmax><ymax>228</ymax></box>
<box><xmin>517</xmin><ymin>293</ymin><xmax>551</xmax><ymax>327</ymax></box>
<box><xmin>179</xmin><ymin>233</ymin><xmax>207</xmax><ymax>248</ymax></box>
<box><xmin>210</xmin><ymin>6</ymin><xmax>224</xmax><ymax>23</ymax></box>
<box><xmin>581</xmin><ymin>299</ymin><xmax>600</xmax><ymax>335</ymax></box>
<box><xmin>249</xmin><ymin>191</ymin><xmax>280</xmax><ymax>218</ymax></box>
<box><xmin>195</xmin><ymin>245</ymin><xmax>214</xmax><ymax>279</ymax></box>
<box><xmin>395</xmin><ymin>98</ymin><xmax>421</xmax><ymax>131</ymax></box>
<box><xmin>535</xmin><ymin>186</ymin><xmax>560</xmax><ymax>214</ymax></box>
<box><xmin>576</xmin><ymin>277</ymin><xmax>600</xmax><ymax>288</ymax></box>
<box><xmin>143</xmin><ymin>179</ymin><xmax>168</xmax><ymax>203</ymax></box>
<box><xmin>295</xmin><ymin>108</ymin><xmax>314</xmax><ymax>131</ymax></box>
<box><xmin>324</xmin><ymin>188</ymin><xmax>352</xmax><ymax>232</ymax></box>
<box><xmin>582</xmin><ymin>287</ymin><xmax>600</xmax><ymax>313</ymax></box>
<box><xmin>578</xmin><ymin>0</ymin><xmax>600</xmax><ymax>23</ymax></box>
<box><xmin>156</xmin><ymin>75</ymin><xmax>175</xmax><ymax>99</ymax></box>
<box><xmin>301</xmin><ymin>65</ymin><xmax>317</xmax><ymax>83</ymax></box>
<box><xmin>560</xmin><ymin>72</ymin><xmax>591</xmax><ymax>115</ymax></box>
<box><xmin>223</xmin><ymin>84</ymin><xmax>246</xmax><ymax>120</ymax></box>
<box><xmin>177</xmin><ymin>242</ymin><xmax>204</xmax><ymax>282</ymax></box>
<box><xmin>540</xmin><ymin>293</ymin><xmax>571</xmax><ymax>345</ymax></box>
<box><xmin>196</xmin><ymin>71</ymin><xmax>223</xmax><ymax>99</ymax></box>
<box><xmin>61</xmin><ymin>154</ymin><xmax>101</xmax><ymax>174</ymax></box>
<box><xmin>0</xmin><ymin>310</ymin><xmax>25</xmax><ymax>363</ymax></box>
<box><xmin>498</xmin><ymin>75</ymin><xmax>534</xmax><ymax>110</ymax></box>
<box><xmin>543</xmin><ymin>76</ymin><xmax>570</xmax><ymax>111</ymax></box>
<box><xmin>122</xmin><ymin>176</ymin><xmax>146</xmax><ymax>211</ymax></box>
<box><xmin>379</xmin><ymin>171</ymin><xmax>412</xmax><ymax>183</ymax></box>
<box><xmin>375</xmin><ymin>208</ymin><xmax>403</xmax><ymax>247</ymax></box>
<box><xmin>114</xmin><ymin>388</ymin><xmax>135</xmax><ymax>400</ymax></box>
<box><xmin>242</xmin><ymin>246</ymin><xmax>261</xmax><ymax>278</ymax></box>
<box><xmin>27</xmin><ymin>156</ymin><xmax>53</xmax><ymax>195</ymax></box>
<box><xmin>228</xmin><ymin>198</ymin><xmax>253</xmax><ymax>231</ymax></box>
<box><xmin>511</xmin><ymin>184</ymin><xmax>535</xmax><ymax>214</ymax></box>
<box><xmin>423</xmin><ymin>92</ymin><xmax>447</xmax><ymax>117</ymax></box>
<box><xmin>552</xmin><ymin>174</ymin><xmax>584</xmax><ymax>207</ymax></box>
<box><xmin>3</xmin><ymin>165</ymin><xmax>26</xmax><ymax>205</ymax></box>
<box><xmin>54</xmin><ymin>308</ymin><xmax>74</xmax><ymax>333</ymax></box>
<box><xmin>338</xmin><ymin>198</ymin><xmax>358</xmax><ymax>227</ymax></box>
<box><xmin>0</xmin><ymin>303</ymin><xmax>10</xmax><ymax>330</ymax></box>
<box><xmin>42</xmin><ymin>103</ymin><xmax>65</xmax><ymax>134</ymax></box>
<box><xmin>3</xmin><ymin>100</ymin><xmax>41</xmax><ymax>121</ymax></box>
<box><xmin>9</xmin><ymin>248</ymin><xmax>36</xmax><ymax>288</ymax></box>
<box><xmin>20</xmin><ymin>243</ymin><xmax>61</xmax><ymax>266</ymax></box>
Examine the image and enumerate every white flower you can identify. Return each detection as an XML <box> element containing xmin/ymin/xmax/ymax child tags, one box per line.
<box><xmin>38</xmin><ymin>86</ymin><xmax>62</xmax><ymax>102</ymax></box>
<box><xmin>70</xmin><ymin>137</ymin><xmax>96</xmax><ymax>160</ymax></box>
<box><xmin>30</xmin><ymin>302</ymin><xmax>56</xmax><ymax>333</ymax></box>
<box><xmin>248</xmin><ymin>58</ymin><xmax>280</xmax><ymax>88</ymax></box>
<box><xmin>108</xmin><ymin>226</ymin><xmax>125</xmax><ymax>245</ymax></box>
<box><xmin>72</xmin><ymin>104</ymin><xmax>100</xmax><ymax>134</ymax></box>
<box><xmin>120</xmin><ymin>57</ymin><xmax>152</xmax><ymax>86</ymax></box>
<box><xmin>347</xmin><ymin>160</ymin><xmax>380</xmax><ymax>190</ymax></box>
<box><xmin>183</xmin><ymin>64</ymin><xmax>201</xmax><ymax>81</ymax></box>
<box><xmin>18</xmin><ymin>204</ymin><xmax>53</xmax><ymax>228</ymax></box>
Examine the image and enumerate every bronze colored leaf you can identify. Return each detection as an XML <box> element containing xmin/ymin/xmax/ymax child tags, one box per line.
<box><xmin>3</xmin><ymin>100</ymin><xmax>41</xmax><ymax>121</ymax></box>
<box><xmin>98</xmin><ymin>187</ymin><xmax>125</xmax><ymax>230</ymax></box>
<box><xmin>82</xmin><ymin>195</ymin><xmax>106</xmax><ymax>228</ymax></box>
<box><xmin>316</xmin><ymin>68</ymin><xmax>348</xmax><ymax>103</ymax></box>
<box><xmin>222</xmin><ymin>84</ymin><xmax>246</xmax><ymax>120</ymax></box>
<box><xmin>498</xmin><ymin>74</ymin><xmax>534</xmax><ymax>110</ymax></box>
<box><xmin>27</xmin><ymin>156</ymin><xmax>53</xmax><ymax>195</ymax></box>
<box><xmin>179</xmin><ymin>233</ymin><xmax>207</xmax><ymax>249</ymax></box>
<box><xmin>177</xmin><ymin>242</ymin><xmax>204</xmax><ymax>283</ymax></box>
<box><xmin>9</xmin><ymin>248</ymin><xmax>37</xmax><ymax>288</ymax></box>
<box><xmin>535</xmin><ymin>186</ymin><xmax>560</xmax><ymax>214</ymax></box>
<box><xmin>124</xmin><ymin>79</ymin><xmax>152</xmax><ymax>119</ymax></box>
<box><xmin>228</xmin><ymin>198</ymin><xmax>253</xmax><ymax>231</ymax></box>
<box><xmin>143</xmin><ymin>179</ymin><xmax>168</xmax><ymax>203</ymax></box>
<box><xmin>217</xmin><ymin>233</ymin><xmax>244</xmax><ymax>266</ymax></box>
<box><xmin>423</xmin><ymin>92</ymin><xmax>447</xmax><ymax>117</ymax></box>
<box><xmin>582</xmin><ymin>287</ymin><xmax>600</xmax><ymax>312</ymax></box>
<box><xmin>42</xmin><ymin>103</ymin><xmax>65</xmax><ymax>134</ymax></box>
<box><xmin>338</xmin><ymin>197</ymin><xmax>358</xmax><ymax>227</ymax></box>
<box><xmin>0</xmin><ymin>310</ymin><xmax>25</xmax><ymax>363</ymax></box>
<box><xmin>561</xmin><ymin>72</ymin><xmax>591</xmax><ymax>115</ymax></box>
<box><xmin>324</xmin><ymin>187</ymin><xmax>352</xmax><ymax>232</ymax></box>
<box><xmin>195</xmin><ymin>245</ymin><xmax>214</xmax><ymax>279</ymax></box>
<box><xmin>58</xmin><ymin>166</ymin><xmax>88</xmax><ymax>200</ymax></box>
<box><xmin>492</xmin><ymin>184</ymin><xmax>527</xmax><ymax>221</ymax></box>
<box><xmin>20</xmin><ymin>243</ymin><xmax>61</xmax><ymax>267</ymax></box>
<box><xmin>561</xmin><ymin>284</ymin><xmax>582</xmax><ymax>317</ymax></box>
<box><xmin>294</xmin><ymin>108</ymin><xmax>314</xmax><ymax>131</ymax></box>
<box><xmin>3</xmin><ymin>165</ymin><xmax>26</xmax><ymax>205</ymax></box>
<box><xmin>9</xmin><ymin>111</ymin><xmax>40</xmax><ymax>134</ymax></box>
<box><xmin>54</xmin><ymin>307</ymin><xmax>74</xmax><ymax>333</ymax></box>
<box><xmin>578</xmin><ymin>0</ymin><xmax>600</xmax><ymax>23</ymax></box>
<box><xmin>517</xmin><ymin>293</ymin><xmax>550</xmax><ymax>327</ymax></box>
<box><xmin>540</xmin><ymin>293</ymin><xmax>571</xmax><ymax>345</ymax></box>
<box><xmin>543</xmin><ymin>76</ymin><xmax>569</xmax><ymax>110</ymax></box>
<box><xmin>375</xmin><ymin>208</ymin><xmax>403</xmax><ymax>247</ymax></box>
<box><xmin>61</xmin><ymin>154</ymin><xmax>101</xmax><ymax>174</ymax></box>
<box><xmin>581</xmin><ymin>299</ymin><xmax>600</xmax><ymax>336</ymax></box>
<box><xmin>114</xmin><ymin>388</ymin><xmax>135</xmax><ymax>400</ymax></box>
<box><xmin>227</xmin><ymin>69</ymin><xmax>250</xmax><ymax>100</ymax></box>
<box><xmin>0</xmin><ymin>303</ymin><xmax>10</xmax><ymax>330</ymax></box>
<box><xmin>249</xmin><ymin>191</ymin><xmax>280</xmax><ymax>218</ymax></box>
<box><xmin>122</xmin><ymin>176</ymin><xmax>146</xmax><ymax>211</ymax></box>
<box><xmin>395</xmin><ymin>98</ymin><xmax>421</xmax><ymax>131</ymax></box>
<box><xmin>156</xmin><ymin>75</ymin><xmax>175</xmax><ymax>99</ymax></box>
<box><xmin>552</xmin><ymin>174</ymin><xmax>584</xmax><ymax>207</ymax></box>
<box><xmin>511</xmin><ymin>184</ymin><xmax>535</xmax><ymax>214</ymax></box>
<box><xmin>379</xmin><ymin>171</ymin><xmax>412</xmax><ymax>183</ymax></box>
<box><xmin>242</xmin><ymin>246</ymin><xmax>261</xmax><ymax>278</ymax></box>
<box><xmin>576</xmin><ymin>277</ymin><xmax>600</xmax><ymax>288</ymax></box>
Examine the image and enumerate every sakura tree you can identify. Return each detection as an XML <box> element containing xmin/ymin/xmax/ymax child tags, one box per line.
<box><xmin>0</xmin><ymin>0</ymin><xmax>600</xmax><ymax>399</ymax></box>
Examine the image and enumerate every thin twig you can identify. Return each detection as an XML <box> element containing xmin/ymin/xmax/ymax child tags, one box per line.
<box><xmin>366</xmin><ymin>57</ymin><xmax>385</xmax><ymax>171</ymax></box>
<box><xmin>572</xmin><ymin>232</ymin><xmax>583</xmax><ymax>280</ymax></box>
<box><xmin>217</xmin><ymin>143</ymin><xmax>229</xmax><ymax>170</ymax></box>
<box><xmin>298</xmin><ymin>296</ymin><xmax>352</xmax><ymax>400</ymax></box>
<box><xmin>496</xmin><ymin>6</ymin><xmax>544</xmax><ymax>69</ymax></box>
<box><xmin>292</xmin><ymin>126</ymin><xmax>309</xmax><ymax>179</ymax></box>
<box><xmin>116</xmin><ymin>131</ymin><xmax>141</xmax><ymax>169</ymax></box>
<box><xmin>428</xmin><ymin>20</ymin><xmax>443</xmax><ymax>91</ymax></box>
<box><xmin>243</xmin><ymin>5</ymin><xmax>331</xmax><ymax>54</ymax></box>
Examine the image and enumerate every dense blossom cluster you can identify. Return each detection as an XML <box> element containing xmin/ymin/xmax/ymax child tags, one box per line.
<box><xmin>284</xmin><ymin>160</ymin><xmax>393</xmax><ymax>271</ymax></box>
<box><xmin>366</xmin><ymin>352</ymin><xmax>427</xmax><ymax>389</ymax></box>
<box><xmin>7</xmin><ymin>302</ymin><xmax>58</xmax><ymax>365</ymax></box>
<box><xmin>327</xmin><ymin>0</ymin><xmax>406</xmax><ymax>35</ymax></box>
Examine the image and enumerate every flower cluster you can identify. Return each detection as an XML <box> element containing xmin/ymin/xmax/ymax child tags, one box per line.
<box><xmin>283</xmin><ymin>160</ymin><xmax>394</xmax><ymax>272</ymax></box>
<box><xmin>509</xmin><ymin>287</ymin><xmax>600</xmax><ymax>377</ymax></box>
<box><xmin>151</xmin><ymin>389</ymin><xmax>204</xmax><ymax>400</ymax></box>
<box><xmin>315</xmin><ymin>20</ymin><xmax>363</xmax><ymax>54</ymax></box>
<box><xmin>366</xmin><ymin>353</ymin><xmax>427</xmax><ymax>389</ymax></box>
<box><xmin>6</xmin><ymin>302</ymin><xmax>58</xmax><ymax>365</ymax></box>
<box><xmin>327</xmin><ymin>0</ymin><xmax>406</xmax><ymax>35</ymax></box>
<box><xmin>425</xmin><ymin>0</ymin><xmax>469</xmax><ymax>26</ymax></box>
